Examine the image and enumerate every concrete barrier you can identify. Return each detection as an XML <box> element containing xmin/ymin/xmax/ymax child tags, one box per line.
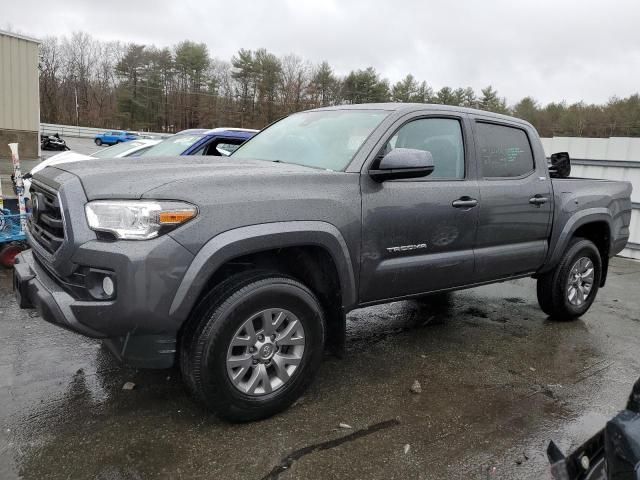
<box><xmin>40</xmin><ymin>123</ymin><xmax>167</xmax><ymax>140</ymax></box>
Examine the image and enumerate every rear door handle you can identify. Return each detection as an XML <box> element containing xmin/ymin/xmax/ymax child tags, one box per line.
<box><xmin>452</xmin><ymin>197</ymin><xmax>478</xmax><ymax>209</ymax></box>
<box><xmin>529</xmin><ymin>195</ymin><xmax>549</xmax><ymax>206</ymax></box>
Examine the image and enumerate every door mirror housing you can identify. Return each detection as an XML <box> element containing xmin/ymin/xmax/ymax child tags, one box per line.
<box><xmin>369</xmin><ymin>148</ymin><xmax>435</xmax><ymax>182</ymax></box>
<box><xmin>548</xmin><ymin>152</ymin><xmax>571</xmax><ymax>178</ymax></box>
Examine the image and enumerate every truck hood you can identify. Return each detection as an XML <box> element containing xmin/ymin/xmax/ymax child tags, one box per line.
<box><xmin>32</xmin><ymin>151</ymin><xmax>95</xmax><ymax>175</ymax></box>
<box><xmin>44</xmin><ymin>156</ymin><xmax>321</xmax><ymax>200</ymax></box>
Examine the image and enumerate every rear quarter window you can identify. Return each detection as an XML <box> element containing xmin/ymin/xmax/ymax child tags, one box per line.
<box><xmin>476</xmin><ymin>122</ymin><xmax>534</xmax><ymax>178</ymax></box>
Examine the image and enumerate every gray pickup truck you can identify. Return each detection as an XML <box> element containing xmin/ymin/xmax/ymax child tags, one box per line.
<box><xmin>14</xmin><ymin>104</ymin><xmax>632</xmax><ymax>421</ymax></box>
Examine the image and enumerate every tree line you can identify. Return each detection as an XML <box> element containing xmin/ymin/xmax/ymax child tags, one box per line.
<box><xmin>39</xmin><ymin>32</ymin><xmax>640</xmax><ymax>137</ymax></box>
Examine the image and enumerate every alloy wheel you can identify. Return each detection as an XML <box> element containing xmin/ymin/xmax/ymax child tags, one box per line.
<box><xmin>226</xmin><ymin>308</ymin><xmax>305</xmax><ymax>396</ymax></box>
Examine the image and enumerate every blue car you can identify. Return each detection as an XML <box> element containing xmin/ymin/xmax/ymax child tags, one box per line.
<box><xmin>94</xmin><ymin>130</ymin><xmax>139</xmax><ymax>146</ymax></box>
<box><xmin>140</xmin><ymin>128</ymin><xmax>258</xmax><ymax>157</ymax></box>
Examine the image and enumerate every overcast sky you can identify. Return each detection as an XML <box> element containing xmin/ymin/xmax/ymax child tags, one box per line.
<box><xmin>4</xmin><ymin>0</ymin><xmax>640</xmax><ymax>105</ymax></box>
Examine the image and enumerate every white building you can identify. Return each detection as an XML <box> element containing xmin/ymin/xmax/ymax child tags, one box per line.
<box><xmin>0</xmin><ymin>30</ymin><xmax>40</xmax><ymax>160</ymax></box>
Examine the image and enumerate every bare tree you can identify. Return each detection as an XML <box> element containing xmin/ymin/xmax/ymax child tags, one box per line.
<box><xmin>280</xmin><ymin>54</ymin><xmax>309</xmax><ymax>114</ymax></box>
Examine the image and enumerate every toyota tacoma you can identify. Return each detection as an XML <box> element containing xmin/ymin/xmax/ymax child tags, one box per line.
<box><xmin>14</xmin><ymin>104</ymin><xmax>632</xmax><ymax>421</ymax></box>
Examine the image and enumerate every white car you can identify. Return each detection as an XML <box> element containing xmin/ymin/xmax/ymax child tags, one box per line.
<box><xmin>24</xmin><ymin>139</ymin><xmax>161</xmax><ymax>196</ymax></box>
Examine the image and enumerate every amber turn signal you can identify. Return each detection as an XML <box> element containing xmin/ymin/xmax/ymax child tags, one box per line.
<box><xmin>159</xmin><ymin>210</ymin><xmax>197</xmax><ymax>225</ymax></box>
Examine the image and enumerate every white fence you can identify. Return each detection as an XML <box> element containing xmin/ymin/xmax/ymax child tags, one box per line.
<box><xmin>541</xmin><ymin>137</ymin><xmax>640</xmax><ymax>260</ymax></box>
<box><xmin>40</xmin><ymin>123</ymin><xmax>166</xmax><ymax>139</ymax></box>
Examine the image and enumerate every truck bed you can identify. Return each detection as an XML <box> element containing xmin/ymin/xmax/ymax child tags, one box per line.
<box><xmin>550</xmin><ymin>177</ymin><xmax>633</xmax><ymax>257</ymax></box>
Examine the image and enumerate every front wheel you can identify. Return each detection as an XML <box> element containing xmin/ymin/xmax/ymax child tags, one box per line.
<box><xmin>537</xmin><ymin>238</ymin><xmax>602</xmax><ymax>320</ymax></box>
<box><xmin>94</xmin><ymin>138</ymin><xmax>102</xmax><ymax>146</ymax></box>
<box><xmin>180</xmin><ymin>272</ymin><xmax>325</xmax><ymax>422</ymax></box>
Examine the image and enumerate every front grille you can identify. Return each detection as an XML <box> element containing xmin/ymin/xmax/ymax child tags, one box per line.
<box><xmin>29</xmin><ymin>182</ymin><xmax>65</xmax><ymax>254</ymax></box>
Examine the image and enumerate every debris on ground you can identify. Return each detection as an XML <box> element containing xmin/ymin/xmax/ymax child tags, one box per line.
<box><xmin>122</xmin><ymin>381</ymin><xmax>136</xmax><ymax>390</ymax></box>
<box><xmin>339</xmin><ymin>423</ymin><xmax>352</xmax><ymax>429</ymax></box>
<box><xmin>529</xmin><ymin>367</ymin><xmax>536</xmax><ymax>372</ymax></box>
<box><xmin>410</xmin><ymin>380</ymin><xmax>422</xmax><ymax>394</ymax></box>
<box><xmin>403</xmin><ymin>444</ymin><xmax>411</xmax><ymax>454</ymax></box>
<box><xmin>516</xmin><ymin>451</ymin><xmax>530</xmax><ymax>465</ymax></box>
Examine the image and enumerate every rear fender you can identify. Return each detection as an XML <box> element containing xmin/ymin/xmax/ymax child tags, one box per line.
<box><xmin>540</xmin><ymin>208</ymin><xmax>613</xmax><ymax>275</ymax></box>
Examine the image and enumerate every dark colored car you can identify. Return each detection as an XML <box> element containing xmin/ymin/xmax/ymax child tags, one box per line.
<box><xmin>139</xmin><ymin>128</ymin><xmax>258</xmax><ymax>157</ymax></box>
<box><xmin>94</xmin><ymin>131</ymin><xmax>139</xmax><ymax>146</ymax></box>
<box><xmin>14</xmin><ymin>104</ymin><xmax>632</xmax><ymax>422</ymax></box>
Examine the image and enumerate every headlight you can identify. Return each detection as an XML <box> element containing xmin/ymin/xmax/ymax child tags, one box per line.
<box><xmin>85</xmin><ymin>200</ymin><xmax>197</xmax><ymax>240</ymax></box>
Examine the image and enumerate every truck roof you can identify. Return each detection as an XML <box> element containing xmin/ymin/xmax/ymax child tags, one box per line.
<box><xmin>310</xmin><ymin>103</ymin><xmax>533</xmax><ymax>129</ymax></box>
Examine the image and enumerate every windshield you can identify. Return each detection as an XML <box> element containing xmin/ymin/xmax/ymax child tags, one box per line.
<box><xmin>92</xmin><ymin>140</ymin><xmax>148</xmax><ymax>158</ymax></box>
<box><xmin>140</xmin><ymin>134</ymin><xmax>204</xmax><ymax>157</ymax></box>
<box><xmin>232</xmin><ymin>110</ymin><xmax>389</xmax><ymax>170</ymax></box>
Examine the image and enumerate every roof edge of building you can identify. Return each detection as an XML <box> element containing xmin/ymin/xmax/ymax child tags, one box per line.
<box><xmin>0</xmin><ymin>29</ymin><xmax>41</xmax><ymax>44</ymax></box>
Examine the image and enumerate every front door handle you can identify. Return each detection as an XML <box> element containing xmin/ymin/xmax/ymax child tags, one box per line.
<box><xmin>452</xmin><ymin>197</ymin><xmax>478</xmax><ymax>209</ymax></box>
<box><xmin>529</xmin><ymin>195</ymin><xmax>549</xmax><ymax>206</ymax></box>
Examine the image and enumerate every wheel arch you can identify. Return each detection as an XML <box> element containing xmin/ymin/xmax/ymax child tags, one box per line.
<box><xmin>541</xmin><ymin>209</ymin><xmax>612</xmax><ymax>285</ymax></box>
<box><xmin>169</xmin><ymin>221</ymin><xmax>357</xmax><ymax>323</ymax></box>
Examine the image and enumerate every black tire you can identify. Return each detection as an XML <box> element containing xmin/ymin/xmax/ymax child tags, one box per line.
<box><xmin>180</xmin><ymin>271</ymin><xmax>325</xmax><ymax>422</ymax></box>
<box><xmin>95</xmin><ymin>138</ymin><xmax>102</xmax><ymax>146</ymax></box>
<box><xmin>537</xmin><ymin>237</ymin><xmax>602</xmax><ymax>320</ymax></box>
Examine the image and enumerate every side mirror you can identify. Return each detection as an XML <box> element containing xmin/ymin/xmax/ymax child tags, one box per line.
<box><xmin>369</xmin><ymin>148</ymin><xmax>435</xmax><ymax>182</ymax></box>
<box><xmin>549</xmin><ymin>152</ymin><xmax>571</xmax><ymax>178</ymax></box>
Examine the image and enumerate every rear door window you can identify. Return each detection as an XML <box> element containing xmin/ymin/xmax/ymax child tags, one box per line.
<box><xmin>476</xmin><ymin>122</ymin><xmax>534</xmax><ymax>178</ymax></box>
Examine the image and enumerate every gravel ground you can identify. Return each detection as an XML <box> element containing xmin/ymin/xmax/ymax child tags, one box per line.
<box><xmin>1</xmin><ymin>257</ymin><xmax>639</xmax><ymax>479</ymax></box>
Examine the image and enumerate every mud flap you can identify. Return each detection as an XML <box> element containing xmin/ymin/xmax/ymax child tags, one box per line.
<box><xmin>13</xmin><ymin>259</ymin><xmax>35</xmax><ymax>309</ymax></box>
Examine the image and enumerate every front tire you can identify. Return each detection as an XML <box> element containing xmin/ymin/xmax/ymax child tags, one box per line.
<box><xmin>537</xmin><ymin>238</ymin><xmax>602</xmax><ymax>320</ymax></box>
<box><xmin>180</xmin><ymin>272</ymin><xmax>325</xmax><ymax>422</ymax></box>
<box><xmin>94</xmin><ymin>138</ymin><xmax>102</xmax><ymax>146</ymax></box>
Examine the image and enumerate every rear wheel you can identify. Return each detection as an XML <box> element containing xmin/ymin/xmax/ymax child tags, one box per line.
<box><xmin>537</xmin><ymin>238</ymin><xmax>601</xmax><ymax>320</ymax></box>
<box><xmin>180</xmin><ymin>271</ymin><xmax>325</xmax><ymax>422</ymax></box>
<box><xmin>94</xmin><ymin>138</ymin><xmax>102</xmax><ymax>146</ymax></box>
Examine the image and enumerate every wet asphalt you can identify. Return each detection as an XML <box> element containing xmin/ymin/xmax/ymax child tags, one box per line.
<box><xmin>1</xmin><ymin>257</ymin><xmax>639</xmax><ymax>480</ymax></box>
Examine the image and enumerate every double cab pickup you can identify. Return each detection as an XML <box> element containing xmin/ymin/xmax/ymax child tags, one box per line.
<box><xmin>15</xmin><ymin>104</ymin><xmax>632</xmax><ymax>421</ymax></box>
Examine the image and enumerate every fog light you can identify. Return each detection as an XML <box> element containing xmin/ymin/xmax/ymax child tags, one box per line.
<box><xmin>102</xmin><ymin>276</ymin><xmax>115</xmax><ymax>297</ymax></box>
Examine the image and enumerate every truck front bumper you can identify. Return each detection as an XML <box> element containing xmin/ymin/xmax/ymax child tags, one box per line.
<box><xmin>13</xmin><ymin>245</ymin><xmax>193</xmax><ymax>369</ymax></box>
<box><xmin>14</xmin><ymin>249</ymin><xmax>106</xmax><ymax>337</ymax></box>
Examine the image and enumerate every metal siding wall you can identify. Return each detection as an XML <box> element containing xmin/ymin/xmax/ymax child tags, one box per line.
<box><xmin>0</xmin><ymin>36</ymin><xmax>10</xmax><ymax>129</ymax></box>
<box><xmin>542</xmin><ymin>137</ymin><xmax>640</xmax><ymax>260</ymax></box>
<box><xmin>0</xmin><ymin>33</ymin><xmax>39</xmax><ymax>132</ymax></box>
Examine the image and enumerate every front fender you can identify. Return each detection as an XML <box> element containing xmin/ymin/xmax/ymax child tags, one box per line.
<box><xmin>539</xmin><ymin>208</ymin><xmax>613</xmax><ymax>274</ymax></box>
<box><xmin>168</xmin><ymin>221</ymin><xmax>357</xmax><ymax>322</ymax></box>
